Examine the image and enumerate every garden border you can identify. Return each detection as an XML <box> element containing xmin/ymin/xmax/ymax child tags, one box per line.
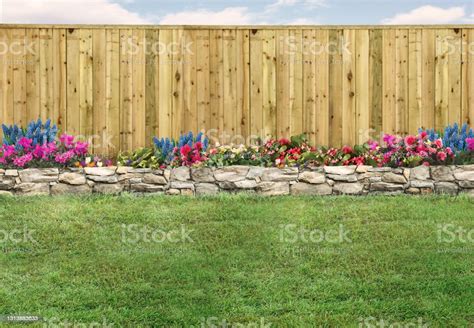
<box><xmin>1</xmin><ymin>165</ymin><xmax>473</xmax><ymax>196</ymax></box>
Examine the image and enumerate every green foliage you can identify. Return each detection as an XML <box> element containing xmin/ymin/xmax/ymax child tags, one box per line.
<box><xmin>117</xmin><ymin>147</ymin><xmax>162</xmax><ymax>169</ymax></box>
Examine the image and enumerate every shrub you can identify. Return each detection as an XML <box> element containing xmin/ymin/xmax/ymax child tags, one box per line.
<box><xmin>2</xmin><ymin>119</ymin><xmax>58</xmax><ymax>148</ymax></box>
<box><xmin>117</xmin><ymin>147</ymin><xmax>161</xmax><ymax>169</ymax></box>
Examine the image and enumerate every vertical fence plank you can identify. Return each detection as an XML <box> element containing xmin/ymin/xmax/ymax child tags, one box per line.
<box><xmin>342</xmin><ymin>29</ymin><xmax>356</xmax><ymax>145</ymax></box>
<box><xmin>93</xmin><ymin>29</ymin><xmax>106</xmax><ymax>155</ymax></box>
<box><xmin>355</xmin><ymin>29</ymin><xmax>369</xmax><ymax>144</ymax></box>
<box><xmin>106</xmin><ymin>29</ymin><xmax>120</xmax><ymax>156</ymax></box>
<box><xmin>396</xmin><ymin>29</ymin><xmax>409</xmax><ymax>135</ymax></box>
<box><xmin>369</xmin><ymin>29</ymin><xmax>383</xmax><ymax>141</ymax></box>
<box><xmin>26</xmin><ymin>29</ymin><xmax>40</xmax><ymax>123</ymax></box>
<box><xmin>236</xmin><ymin>29</ymin><xmax>250</xmax><ymax>141</ymax></box>
<box><xmin>120</xmin><ymin>29</ymin><xmax>133</xmax><ymax>151</ymax></box>
<box><xmin>172</xmin><ymin>29</ymin><xmax>184</xmax><ymax>138</ymax></box>
<box><xmin>382</xmin><ymin>29</ymin><xmax>396</xmax><ymax>136</ymax></box>
<box><xmin>209</xmin><ymin>29</ymin><xmax>223</xmax><ymax>139</ymax></box>
<box><xmin>303</xmin><ymin>29</ymin><xmax>316</xmax><ymax>145</ymax></box>
<box><xmin>262</xmin><ymin>29</ymin><xmax>276</xmax><ymax>139</ymax></box>
<box><xmin>290</xmin><ymin>29</ymin><xmax>303</xmax><ymax>136</ymax></box>
<box><xmin>66</xmin><ymin>28</ymin><xmax>80</xmax><ymax>136</ymax></box>
<box><xmin>79</xmin><ymin>29</ymin><xmax>93</xmax><ymax>140</ymax></box>
<box><xmin>328</xmin><ymin>29</ymin><xmax>343</xmax><ymax>146</ymax></box>
<box><xmin>12</xmin><ymin>28</ymin><xmax>27</xmax><ymax>126</ymax></box>
<box><xmin>462</xmin><ymin>29</ymin><xmax>474</xmax><ymax>127</ymax></box>
<box><xmin>158</xmin><ymin>29</ymin><xmax>172</xmax><ymax>139</ymax></box>
<box><xmin>223</xmin><ymin>29</ymin><xmax>236</xmax><ymax>138</ymax></box>
<box><xmin>315</xmin><ymin>29</ymin><xmax>329</xmax><ymax>146</ymax></box>
<box><xmin>52</xmin><ymin>29</ymin><xmax>67</xmax><ymax>133</ymax></box>
<box><xmin>145</xmin><ymin>29</ymin><xmax>159</xmax><ymax>147</ymax></box>
<box><xmin>249</xmin><ymin>29</ymin><xmax>263</xmax><ymax>140</ymax></box>
<box><xmin>448</xmin><ymin>28</ymin><xmax>462</xmax><ymax>125</ymax></box>
<box><xmin>408</xmin><ymin>29</ymin><xmax>422</xmax><ymax>134</ymax></box>
<box><xmin>276</xmin><ymin>29</ymin><xmax>290</xmax><ymax>138</ymax></box>
<box><xmin>421</xmin><ymin>29</ymin><xmax>435</xmax><ymax>130</ymax></box>
<box><xmin>196</xmin><ymin>30</ymin><xmax>210</xmax><ymax>133</ymax></box>
<box><xmin>132</xmin><ymin>29</ymin><xmax>146</xmax><ymax>149</ymax></box>
<box><xmin>183</xmin><ymin>29</ymin><xmax>197</xmax><ymax>135</ymax></box>
<box><xmin>435</xmin><ymin>29</ymin><xmax>449</xmax><ymax>131</ymax></box>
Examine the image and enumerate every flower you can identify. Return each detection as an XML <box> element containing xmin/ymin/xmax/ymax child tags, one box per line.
<box><xmin>342</xmin><ymin>145</ymin><xmax>353</xmax><ymax>155</ymax></box>
<box><xmin>404</xmin><ymin>135</ymin><xmax>417</xmax><ymax>146</ymax></box>
<box><xmin>437</xmin><ymin>151</ymin><xmax>447</xmax><ymax>161</ymax></box>
<box><xmin>59</xmin><ymin>134</ymin><xmax>75</xmax><ymax>147</ymax></box>
<box><xmin>18</xmin><ymin>137</ymin><xmax>33</xmax><ymax>150</ymax></box>
<box><xmin>13</xmin><ymin>153</ymin><xmax>33</xmax><ymax>167</ymax></box>
<box><xmin>467</xmin><ymin>138</ymin><xmax>474</xmax><ymax>151</ymax></box>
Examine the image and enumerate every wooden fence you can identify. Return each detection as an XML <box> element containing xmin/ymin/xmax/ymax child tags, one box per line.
<box><xmin>0</xmin><ymin>25</ymin><xmax>473</xmax><ymax>155</ymax></box>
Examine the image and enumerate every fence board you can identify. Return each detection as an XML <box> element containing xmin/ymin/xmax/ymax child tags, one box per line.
<box><xmin>0</xmin><ymin>25</ymin><xmax>472</xmax><ymax>155</ymax></box>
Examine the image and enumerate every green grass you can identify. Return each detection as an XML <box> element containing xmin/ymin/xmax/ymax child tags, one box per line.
<box><xmin>0</xmin><ymin>194</ymin><xmax>473</xmax><ymax>327</ymax></box>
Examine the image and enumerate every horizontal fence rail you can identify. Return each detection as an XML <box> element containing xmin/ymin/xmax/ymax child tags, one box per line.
<box><xmin>0</xmin><ymin>25</ymin><xmax>473</xmax><ymax>155</ymax></box>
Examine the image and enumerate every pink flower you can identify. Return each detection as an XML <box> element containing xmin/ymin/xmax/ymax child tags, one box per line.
<box><xmin>467</xmin><ymin>138</ymin><xmax>474</xmax><ymax>151</ymax></box>
<box><xmin>180</xmin><ymin>144</ymin><xmax>191</xmax><ymax>157</ymax></box>
<box><xmin>59</xmin><ymin>134</ymin><xmax>75</xmax><ymax>148</ymax></box>
<box><xmin>434</xmin><ymin>139</ymin><xmax>443</xmax><ymax>148</ymax></box>
<box><xmin>419</xmin><ymin>151</ymin><xmax>428</xmax><ymax>158</ymax></box>
<box><xmin>278</xmin><ymin>138</ymin><xmax>290</xmax><ymax>146</ymax></box>
<box><xmin>13</xmin><ymin>153</ymin><xmax>33</xmax><ymax>167</ymax></box>
<box><xmin>446</xmin><ymin>147</ymin><xmax>453</xmax><ymax>156</ymax></box>
<box><xmin>1</xmin><ymin>144</ymin><xmax>16</xmax><ymax>158</ymax></box>
<box><xmin>419</xmin><ymin>131</ymin><xmax>428</xmax><ymax>139</ymax></box>
<box><xmin>54</xmin><ymin>150</ymin><xmax>75</xmax><ymax>164</ymax></box>
<box><xmin>342</xmin><ymin>145</ymin><xmax>353</xmax><ymax>155</ymax></box>
<box><xmin>422</xmin><ymin>161</ymin><xmax>430</xmax><ymax>166</ymax></box>
<box><xmin>74</xmin><ymin>141</ymin><xmax>89</xmax><ymax>156</ymax></box>
<box><xmin>437</xmin><ymin>151</ymin><xmax>447</xmax><ymax>161</ymax></box>
<box><xmin>18</xmin><ymin>137</ymin><xmax>33</xmax><ymax>150</ymax></box>
<box><xmin>404</xmin><ymin>135</ymin><xmax>417</xmax><ymax>146</ymax></box>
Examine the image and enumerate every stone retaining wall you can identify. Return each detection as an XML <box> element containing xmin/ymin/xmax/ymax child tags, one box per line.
<box><xmin>0</xmin><ymin>165</ymin><xmax>473</xmax><ymax>196</ymax></box>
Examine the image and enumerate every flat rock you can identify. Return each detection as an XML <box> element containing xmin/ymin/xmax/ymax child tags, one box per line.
<box><xmin>333</xmin><ymin>182</ymin><xmax>363</xmax><ymax>195</ymax></box>
<box><xmin>233</xmin><ymin>179</ymin><xmax>258</xmax><ymax>189</ymax></box>
<box><xmin>130</xmin><ymin>183</ymin><xmax>167</xmax><ymax>193</ymax></box>
<box><xmin>166</xmin><ymin>188</ymin><xmax>181</xmax><ymax>195</ymax></box>
<box><xmin>410</xmin><ymin>180</ymin><xmax>434</xmax><ymax>188</ymax></box>
<box><xmin>458</xmin><ymin>181</ymin><xmax>474</xmax><ymax>188</ymax></box>
<box><xmin>356</xmin><ymin>165</ymin><xmax>372</xmax><ymax>173</ymax></box>
<box><xmin>170</xmin><ymin>181</ymin><xmax>195</xmax><ymax>190</ymax></box>
<box><xmin>327</xmin><ymin>174</ymin><xmax>358</xmax><ymax>182</ymax></box>
<box><xmin>84</xmin><ymin>167</ymin><xmax>116</xmax><ymax>176</ymax></box>
<box><xmin>431</xmin><ymin>166</ymin><xmax>454</xmax><ymax>182</ymax></box>
<box><xmin>453</xmin><ymin>169</ymin><xmax>474</xmax><ymax>181</ymax></box>
<box><xmin>298</xmin><ymin>171</ymin><xmax>326</xmax><ymax>184</ymax></box>
<box><xmin>247</xmin><ymin>166</ymin><xmax>265</xmax><ymax>179</ymax></box>
<box><xmin>370</xmin><ymin>182</ymin><xmax>405</xmax><ymax>192</ymax></box>
<box><xmin>324</xmin><ymin>166</ymin><xmax>356</xmax><ymax>175</ymax></box>
<box><xmin>0</xmin><ymin>190</ymin><xmax>13</xmax><ymax>196</ymax></box>
<box><xmin>142</xmin><ymin>173</ymin><xmax>168</xmax><ymax>185</ymax></box>
<box><xmin>116</xmin><ymin>166</ymin><xmax>131</xmax><ymax>174</ymax></box>
<box><xmin>367</xmin><ymin>167</ymin><xmax>392</xmax><ymax>172</ymax></box>
<box><xmin>93</xmin><ymin>183</ymin><xmax>123</xmax><ymax>194</ymax></box>
<box><xmin>19</xmin><ymin>168</ymin><xmax>59</xmax><ymax>183</ymax></box>
<box><xmin>128</xmin><ymin>168</ymin><xmax>152</xmax><ymax>173</ymax></box>
<box><xmin>256</xmin><ymin>181</ymin><xmax>290</xmax><ymax>195</ymax></box>
<box><xmin>291</xmin><ymin>182</ymin><xmax>332</xmax><ymax>195</ymax></box>
<box><xmin>180</xmin><ymin>189</ymin><xmax>194</xmax><ymax>196</ymax></box>
<box><xmin>14</xmin><ymin>182</ymin><xmax>50</xmax><ymax>195</ymax></box>
<box><xmin>410</xmin><ymin>166</ymin><xmax>430</xmax><ymax>180</ymax></box>
<box><xmin>195</xmin><ymin>183</ymin><xmax>219</xmax><ymax>196</ymax></box>
<box><xmin>214</xmin><ymin>166</ymin><xmax>249</xmax><ymax>182</ymax></box>
<box><xmin>59</xmin><ymin>172</ymin><xmax>86</xmax><ymax>185</ymax></box>
<box><xmin>86</xmin><ymin>175</ymin><xmax>118</xmax><ymax>183</ymax></box>
<box><xmin>381</xmin><ymin>172</ymin><xmax>407</xmax><ymax>184</ymax></box>
<box><xmin>435</xmin><ymin>182</ymin><xmax>458</xmax><ymax>195</ymax></box>
<box><xmin>5</xmin><ymin>169</ymin><xmax>18</xmax><ymax>177</ymax></box>
<box><xmin>191</xmin><ymin>167</ymin><xmax>215</xmax><ymax>182</ymax></box>
<box><xmin>170</xmin><ymin>167</ymin><xmax>191</xmax><ymax>181</ymax></box>
<box><xmin>261</xmin><ymin>167</ymin><xmax>299</xmax><ymax>181</ymax></box>
<box><xmin>51</xmin><ymin>183</ymin><xmax>91</xmax><ymax>195</ymax></box>
<box><xmin>0</xmin><ymin>179</ymin><xmax>15</xmax><ymax>190</ymax></box>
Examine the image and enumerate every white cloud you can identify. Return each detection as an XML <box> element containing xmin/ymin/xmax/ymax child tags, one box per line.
<box><xmin>289</xmin><ymin>18</ymin><xmax>320</xmax><ymax>25</ymax></box>
<box><xmin>266</xmin><ymin>0</ymin><xmax>326</xmax><ymax>12</ymax></box>
<box><xmin>159</xmin><ymin>7</ymin><xmax>254</xmax><ymax>25</ymax></box>
<box><xmin>0</xmin><ymin>0</ymin><xmax>150</xmax><ymax>24</ymax></box>
<box><xmin>382</xmin><ymin>5</ymin><xmax>466</xmax><ymax>24</ymax></box>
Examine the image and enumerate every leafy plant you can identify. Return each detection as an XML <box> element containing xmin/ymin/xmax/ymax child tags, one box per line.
<box><xmin>2</xmin><ymin>118</ymin><xmax>58</xmax><ymax>148</ymax></box>
<box><xmin>117</xmin><ymin>148</ymin><xmax>161</xmax><ymax>169</ymax></box>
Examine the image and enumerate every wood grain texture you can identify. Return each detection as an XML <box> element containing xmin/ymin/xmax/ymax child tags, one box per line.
<box><xmin>0</xmin><ymin>26</ymin><xmax>471</xmax><ymax>155</ymax></box>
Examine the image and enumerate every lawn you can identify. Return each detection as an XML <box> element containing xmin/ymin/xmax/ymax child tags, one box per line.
<box><xmin>0</xmin><ymin>194</ymin><xmax>473</xmax><ymax>327</ymax></box>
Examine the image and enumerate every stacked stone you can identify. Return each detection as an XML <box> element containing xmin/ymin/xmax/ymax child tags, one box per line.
<box><xmin>0</xmin><ymin>165</ymin><xmax>473</xmax><ymax>196</ymax></box>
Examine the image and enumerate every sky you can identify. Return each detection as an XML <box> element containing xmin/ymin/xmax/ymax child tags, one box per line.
<box><xmin>0</xmin><ymin>0</ymin><xmax>473</xmax><ymax>25</ymax></box>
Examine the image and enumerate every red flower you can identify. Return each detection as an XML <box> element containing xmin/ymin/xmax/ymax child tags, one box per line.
<box><xmin>404</xmin><ymin>135</ymin><xmax>416</xmax><ymax>146</ymax></box>
<box><xmin>342</xmin><ymin>145</ymin><xmax>353</xmax><ymax>154</ymax></box>
<box><xmin>180</xmin><ymin>144</ymin><xmax>191</xmax><ymax>157</ymax></box>
<box><xmin>278</xmin><ymin>138</ymin><xmax>290</xmax><ymax>146</ymax></box>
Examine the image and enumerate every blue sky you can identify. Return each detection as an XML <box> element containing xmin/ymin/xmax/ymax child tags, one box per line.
<box><xmin>1</xmin><ymin>0</ymin><xmax>473</xmax><ymax>24</ymax></box>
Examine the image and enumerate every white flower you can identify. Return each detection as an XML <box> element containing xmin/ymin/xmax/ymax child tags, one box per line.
<box><xmin>97</xmin><ymin>161</ymin><xmax>103</xmax><ymax>167</ymax></box>
<box><xmin>85</xmin><ymin>157</ymin><xmax>91</xmax><ymax>164</ymax></box>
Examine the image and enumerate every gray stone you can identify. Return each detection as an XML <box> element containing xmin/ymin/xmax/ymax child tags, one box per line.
<box><xmin>356</xmin><ymin>165</ymin><xmax>372</xmax><ymax>173</ymax></box>
<box><xmin>128</xmin><ymin>168</ymin><xmax>152</xmax><ymax>173</ymax></box>
<box><xmin>86</xmin><ymin>175</ymin><xmax>118</xmax><ymax>183</ymax></box>
<box><xmin>403</xmin><ymin>168</ymin><xmax>411</xmax><ymax>181</ymax></box>
<box><xmin>333</xmin><ymin>182</ymin><xmax>363</xmax><ymax>195</ymax></box>
<box><xmin>435</xmin><ymin>182</ymin><xmax>458</xmax><ymax>195</ymax></box>
<box><xmin>116</xmin><ymin>166</ymin><xmax>131</xmax><ymax>174</ymax></box>
<box><xmin>59</xmin><ymin>172</ymin><xmax>87</xmax><ymax>185</ymax></box>
<box><xmin>129</xmin><ymin>178</ymin><xmax>142</xmax><ymax>184</ymax></box>
<box><xmin>370</xmin><ymin>182</ymin><xmax>405</xmax><ymax>192</ymax></box>
<box><xmin>170</xmin><ymin>167</ymin><xmax>191</xmax><ymax>181</ymax></box>
<box><xmin>51</xmin><ymin>183</ymin><xmax>91</xmax><ymax>195</ymax></box>
<box><xmin>256</xmin><ymin>181</ymin><xmax>290</xmax><ymax>195</ymax></box>
<box><xmin>324</xmin><ymin>166</ymin><xmax>356</xmax><ymax>175</ymax></box>
<box><xmin>298</xmin><ymin>171</ymin><xmax>326</xmax><ymax>184</ymax></box>
<box><xmin>410</xmin><ymin>180</ymin><xmax>434</xmax><ymax>188</ymax></box>
<box><xmin>166</xmin><ymin>188</ymin><xmax>181</xmax><ymax>195</ymax></box>
<box><xmin>117</xmin><ymin>173</ymin><xmax>144</xmax><ymax>182</ymax></box>
<box><xmin>327</xmin><ymin>174</ymin><xmax>358</xmax><ymax>182</ymax></box>
<box><xmin>247</xmin><ymin>166</ymin><xmax>265</xmax><ymax>179</ymax></box>
<box><xmin>214</xmin><ymin>166</ymin><xmax>249</xmax><ymax>182</ymax></box>
<box><xmin>14</xmin><ymin>183</ymin><xmax>49</xmax><ymax>195</ymax></box>
<box><xmin>0</xmin><ymin>190</ymin><xmax>13</xmax><ymax>196</ymax></box>
<box><xmin>170</xmin><ymin>181</ymin><xmax>195</xmax><ymax>190</ymax></box>
<box><xmin>431</xmin><ymin>166</ymin><xmax>455</xmax><ymax>182</ymax></box>
<box><xmin>130</xmin><ymin>183</ymin><xmax>166</xmax><ymax>193</ymax></box>
<box><xmin>142</xmin><ymin>173</ymin><xmax>168</xmax><ymax>185</ymax></box>
<box><xmin>0</xmin><ymin>179</ymin><xmax>15</xmax><ymax>190</ymax></box>
<box><xmin>180</xmin><ymin>189</ymin><xmax>194</xmax><ymax>196</ymax></box>
<box><xmin>196</xmin><ymin>183</ymin><xmax>219</xmax><ymax>196</ymax></box>
<box><xmin>453</xmin><ymin>169</ymin><xmax>474</xmax><ymax>182</ymax></box>
<box><xmin>19</xmin><ymin>168</ymin><xmax>59</xmax><ymax>183</ymax></box>
<box><xmin>84</xmin><ymin>167</ymin><xmax>116</xmax><ymax>176</ymax></box>
<box><xmin>5</xmin><ymin>169</ymin><xmax>18</xmax><ymax>177</ymax></box>
<box><xmin>93</xmin><ymin>183</ymin><xmax>123</xmax><ymax>194</ymax></box>
<box><xmin>367</xmin><ymin>167</ymin><xmax>392</xmax><ymax>172</ymax></box>
<box><xmin>458</xmin><ymin>181</ymin><xmax>474</xmax><ymax>189</ymax></box>
<box><xmin>233</xmin><ymin>179</ymin><xmax>258</xmax><ymax>189</ymax></box>
<box><xmin>191</xmin><ymin>167</ymin><xmax>215</xmax><ymax>182</ymax></box>
<box><xmin>291</xmin><ymin>182</ymin><xmax>332</xmax><ymax>195</ymax></box>
<box><xmin>261</xmin><ymin>167</ymin><xmax>299</xmax><ymax>181</ymax></box>
<box><xmin>406</xmin><ymin>187</ymin><xmax>420</xmax><ymax>194</ymax></box>
<box><xmin>410</xmin><ymin>166</ymin><xmax>430</xmax><ymax>180</ymax></box>
<box><xmin>381</xmin><ymin>172</ymin><xmax>407</xmax><ymax>184</ymax></box>
<box><xmin>163</xmin><ymin>169</ymin><xmax>171</xmax><ymax>182</ymax></box>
